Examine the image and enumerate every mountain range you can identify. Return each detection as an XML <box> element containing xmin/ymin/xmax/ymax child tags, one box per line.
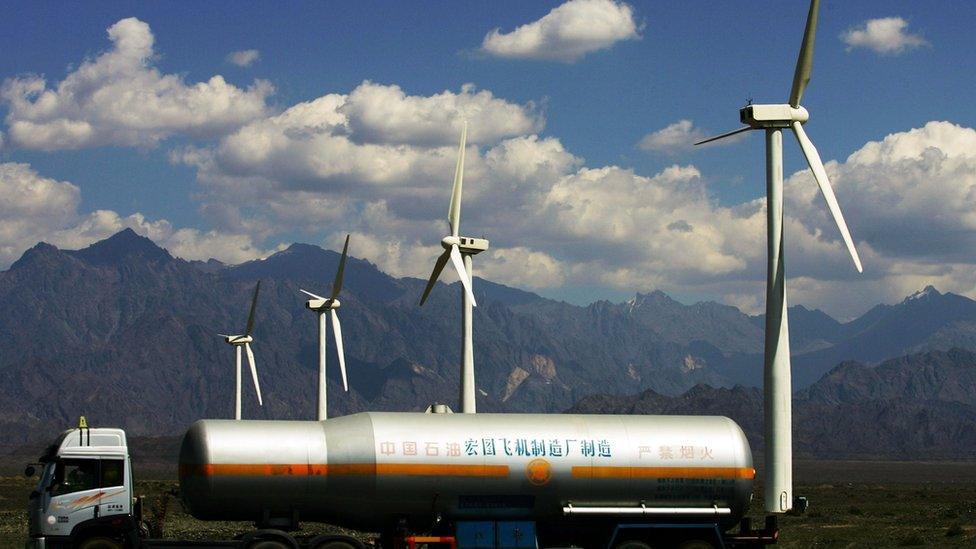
<box><xmin>571</xmin><ymin>348</ymin><xmax>976</xmax><ymax>460</ymax></box>
<box><xmin>1</xmin><ymin>230</ymin><xmax>975</xmax><ymax>455</ymax></box>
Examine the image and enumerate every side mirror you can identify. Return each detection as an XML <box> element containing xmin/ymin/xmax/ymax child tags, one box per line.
<box><xmin>24</xmin><ymin>465</ymin><xmax>36</xmax><ymax>478</ymax></box>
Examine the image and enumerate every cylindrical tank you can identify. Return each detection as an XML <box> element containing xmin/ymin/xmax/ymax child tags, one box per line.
<box><xmin>179</xmin><ymin>412</ymin><xmax>753</xmax><ymax>531</ymax></box>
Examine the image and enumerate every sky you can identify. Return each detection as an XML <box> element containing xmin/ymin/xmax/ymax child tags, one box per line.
<box><xmin>0</xmin><ymin>0</ymin><xmax>974</xmax><ymax>319</ymax></box>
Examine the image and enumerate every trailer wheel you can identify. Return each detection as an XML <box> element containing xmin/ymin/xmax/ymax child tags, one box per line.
<box><xmin>677</xmin><ymin>541</ymin><xmax>715</xmax><ymax>549</ymax></box>
<box><xmin>247</xmin><ymin>541</ymin><xmax>291</xmax><ymax>549</ymax></box>
<box><xmin>309</xmin><ymin>534</ymin><xmax>366</xmax><ymax>549</ymax></box>
<box><xmin>78</xmin><ymin>537</ymin><xmax>123</xmax><ymax>549</ymax></box>
<box><xmin>243</xmin><ymin>529</ymin><xmax>300</xmax><ymax>549</ymax></box>
<box><xmin>314</xmin><ymin>541</ymin><xmax>357</xmax><ymax>549</ymax></box>
<box><xmin>613</xmin><ymin>540</ymin><xmax>653</xmax><ymax>549</ymax></box>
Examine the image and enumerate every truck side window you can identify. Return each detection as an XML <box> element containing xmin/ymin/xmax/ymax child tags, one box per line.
<box><xmin>100</xmin><ymin>459</ymin><xmax>125</xmax><ymax>487</ymax></box>
<box><xmin>51</xmin><ymin>459</ymin><xmax>98</xmax><ymax>496</ymax></box>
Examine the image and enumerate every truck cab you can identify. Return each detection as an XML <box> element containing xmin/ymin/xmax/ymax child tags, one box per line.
<box><xmin>26</xmin><ymin>421</ymin><xmax>135</xmax><ymax>549</ymax></box>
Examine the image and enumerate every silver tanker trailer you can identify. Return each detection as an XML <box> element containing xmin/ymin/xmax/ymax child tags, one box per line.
<box><xmin>25</xmin><ymin>414</ymin><xmax>778</xmax><ymax>549</ymax></box>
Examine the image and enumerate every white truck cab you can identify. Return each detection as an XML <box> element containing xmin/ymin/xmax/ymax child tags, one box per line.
<box><xmin>26</xmin><ymin>419</ymin><xmax>135</xmax><ymax>549</ymax></box>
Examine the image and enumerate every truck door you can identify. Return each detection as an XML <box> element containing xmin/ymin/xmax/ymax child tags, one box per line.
<box><xmin>95</xmin><ymin>458</ymin><xmax>130</xmax><ymax>518</ymax></box>
<box><xmin>46</xmin><ymin>458</ymin><xmax>102</xmax><ymax>536</ymax></box>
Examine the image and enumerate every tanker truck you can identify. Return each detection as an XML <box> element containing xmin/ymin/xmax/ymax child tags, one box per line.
<box><xmin>25</xmin><ymin>413</ymin><xmax>778</xmax><ymax>549</ymax></box>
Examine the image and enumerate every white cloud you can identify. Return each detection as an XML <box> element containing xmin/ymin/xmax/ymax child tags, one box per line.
<box><xmin>336</xmin><ymin>231</ymin><xmax>441</xmax><ymax>284</ymax></box>
<box><xmin>481</xmin><ymin>247</ymin><xmax>568</xmax><ymax>289</ymax></box>
<box><xmin>637</xmin><ymin>119</ymin><xmax>738</xmax><ymax>154</ymax></box>
<box><xmin>159</xmin><ymin>67</ymin><xmax>976</xmax><ymax>317</ymax></box>
<box><xmin>764</xmin><ymin>121</ymin><xmax>976</xmax><ymax>314</ymax></box>
<box><xmin>1</xmin><ymin>18</ymin><xmax>272</xmax><ymax>150</ymax></box>
<box><xmin>637</xmin><ymin>120</ymin><xmax>747</xmax><ymax>154</ymax></box>
<box><xmin>538</xmin><ymin>165</ymin><xmax>764</xmax><ymax>285</ymax></box>
<box><xmin>841</xmin><ymin>17</ymin><xmax>928</xmax><ymax>55</ymax></box>
<box><xmin>178</xmin><ymin>81</ymin><xmax>544</xmax><ymax>197</ymax></box>
<box><xmin>638</xmin><ymin>120</ymin><xmax>705</xmax><ymax>153</ymax></box>
<box><xmin>480</xmin><ymin>0</ymin><xmax>641</xmax><ymax>63</ymax></box>
<box><xmin>341</xmin><ymin>82</ymin><xmax>543</xmax><ymax>146</ymax></box>
<box><xmin>788</xmin><ymin>121</ymin><xmax>976</xmax><ymax>265</ymax></box>
<box><xmin>227</xmin><ymin>49</ymin><xmax>260</xmax><ymax>67</ymax></box>
<box><xmin>0</xmin><ymin>162</ymin><xmax>275</xmax><ymax>267</ymax></box>
<box><xmin>0</xmin><ymin>163</ymin><xmax>81</xmax><ymax>263</ymax></box>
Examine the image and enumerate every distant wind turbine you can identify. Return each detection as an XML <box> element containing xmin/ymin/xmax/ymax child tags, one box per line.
<box><xmin>218</xmin><ymin>281</ymin><xmax>264</xmax><ymax>420</ymax></box>
<box><xmin>419</xmin><ymin>121</ymin><xmax>488</xmax><ymax>413</ymax></box>
<box><xmin>300</xmin><ymin>235</ymin><xmax>351</xmax><ymax>421</ymax></box>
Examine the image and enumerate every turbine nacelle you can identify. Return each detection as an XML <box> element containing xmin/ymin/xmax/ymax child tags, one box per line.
<box><xmin>223</xmin><ymin>334</ymin><xmax>253</xmax><ymax>345</ymax></box>
<box><xmin>305</xmin><ymin>296</ymin><xmax>340</xmax><ymax>311</ymax></box>
<box><xmin>441</xmin><ymin>235</ymin><xmax>490</xmax><ymax>254</ymax></box>
<box><xmin>740</xmin><ymin>104</ymin><xmax>809</xmax><ymax>128</ymax></box>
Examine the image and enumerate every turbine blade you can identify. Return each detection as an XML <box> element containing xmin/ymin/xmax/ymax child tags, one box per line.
<box><xmin>789</xmin><ymin>0</ymin><xmax>820</xmax><ymax>107</ymax></box>
<box><xmin>217</xmin><ymin>333</ymin><xmax>233</xmax><ymax>339</ymax></box>
<box><xmin>300</xmin><ymin>289</ymin><xmax>327</xmax><ymax>301</ymax></box>
<box><xmin>791</xmin><ymin>121</ymin><xmax>863</xmax><ymax>273</ymax></box>
<box><xmin>447</xmin><ymin>121</ymin><xmax>467</xmax><ymax>237</ymax></box>
<box><xmin>449</xmin><ymin>244</ymin><xmax>477</xmax><ymax>307</ymax></box>
<box><xmin>244</xmin><ymin>280</ymin><xmax>261</xmax><ymax>336</ymax></box>
<box><xmin>331</xmin><ymin>310</ymin><xmax>348</xmax><ymax>392</ymax></box>
<box><xmin>419</xmin><ymin>250</ymin><xmax>451</xmax><ymax>306</ymax></box>
<box><xmin>694</xmin><ymin>126</ymin><xmax>753</xmax><ymax>146</ymax></box>
<box><xmin>244</xmin><ymin>342</ymin><xmax>263</xmax><ymax>406</ymax></box>
<box><xmin>331</xmin><ymin>234</ymin><xmax>350</xmax><ymax>300</ymax></box>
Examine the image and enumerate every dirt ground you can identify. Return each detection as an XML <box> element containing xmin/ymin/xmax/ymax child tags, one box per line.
<box><xmin>1</xmin><ymin>461</ymin><xmax>973</xmax><ymax>548</ymax></box>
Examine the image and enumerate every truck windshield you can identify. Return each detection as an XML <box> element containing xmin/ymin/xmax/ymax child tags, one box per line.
<box><xmin>36</xmin><ymin>462</ymin><xmax>55</xmax><ymax>492</ymax></box>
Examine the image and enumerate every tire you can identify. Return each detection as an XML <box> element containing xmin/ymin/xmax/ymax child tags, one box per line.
<box><xmin>614</xmin><ymin>540</ymin><xmax>653</xmax><ymax>549</ymax></box>
<box><xmin>244</xmin><ymin>529</ymin><xmax>299</xmax><ymax>549</ymax></box>
<box><xmin>677</xmin><ymin>541</ymin><xmax>715</xmax><ymax>549</ymax></box>
<box><xmin>247</xmin><ymin>541</ymin><xmax>291</xmax><ymax>549</ymax></box>
<box><xmin>315</xmin><ymin>542</ymin><xmax>358</xmax><ymax>549</ymax></box>
<box><xmin>78</xmin><ymin>537</ymin><xmax>123</xmax><ymax>549</ymax></box>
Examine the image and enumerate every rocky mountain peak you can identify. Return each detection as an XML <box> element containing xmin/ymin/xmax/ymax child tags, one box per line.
<box><xmin>8</xmin><ymin>242</ymin><xmax>64</xmax><ymax>270</ymax></box>
<box><xmin>281</xmin><ymin>242</ymin><xmax>324</xmax><ymax>254</ymax></box>
<box><xmin>627</xmin><ymin>290</ymin><xmax>677</xmax><ymax>312</ymax></box>
<box><xmin>70</xmin><ymin>228</ymin><xmax>172</xmax><ymax>266</ymax></box>
<box><xmin>903</xmin><ymin>285</ymin><xmax>942</xmax><ymax>303</ymax></box>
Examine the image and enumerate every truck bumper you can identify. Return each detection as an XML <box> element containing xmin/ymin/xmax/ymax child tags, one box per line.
<box><xmin>25</xmin><ymin>537</ymin><xmax>46</xmax><ymax>549</ymax></box>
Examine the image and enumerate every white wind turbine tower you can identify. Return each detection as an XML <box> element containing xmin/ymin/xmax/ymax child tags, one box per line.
<box><xmin>300</xmin><ymin>235</ymin><xmax>350</xmax><ymax>421</ymax></box>
<box><xmin>419</xmin><ymin>121</ymin><xmax>488</xmax><ymax>414</ymax></box>
<box><xmin>695</xmin><ymin>0</ymin><xmax>862</xmax><ymax>513</ymax></box>
<box><xmin>219</xmin><ymin>281</ymin><xmax>264</xmax><ymax>420</ymax></box>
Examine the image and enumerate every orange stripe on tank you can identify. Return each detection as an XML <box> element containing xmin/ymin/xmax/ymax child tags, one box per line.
<box><xmin>372</xmin><ymin>463</ymin><xmax>509</xmax><ymax>477</ymax></box>
<box><xmin>180</xmin><ymin>462</ymin><xmax>509</xmax><ymax>478</ymax></box>
<box><xmin>179</xmin><ymin>463</ymin><xmax>329</xmax><ymax>476</ymax></box>
<box><xmin>572</xmin><ymin>466</ymin><xmax>755</xmax><ymax>479</ymax></box>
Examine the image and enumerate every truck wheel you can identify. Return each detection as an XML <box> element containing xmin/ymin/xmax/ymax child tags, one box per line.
<box><xmin>78</xmin><ymin>537</ymin><xmax>123</xmax><ymax>549</ymax></box>
<box><xmin>243</xmin><ymin>529</ymin><xmax>299</xmax><ymax>549</ymax></box>
<box><xmin>614</xmin><ymin>540</ymin><xmax>653</xmax><ymax>549</ymax></box>
<box><xmin>247</xmin><ymin>541</ymin><xmax>291</xmax><ymax>549</ymax></box>
<box><xmin>315</xmin><ymin>542</ymin><xmax>357</xmax><ymax>549</ymax></box>
<box><xmin>677</xmin><ymin>541</ymin><xmax>715</xmax><ymax>549</ymax></box>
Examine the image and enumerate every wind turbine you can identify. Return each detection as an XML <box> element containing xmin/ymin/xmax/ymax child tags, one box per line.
<box><xmin>219</xmin><ymin>281</ymin><xmax>264</xmax><ymax>420</ymax></box>
<box><xmin>419</xmin><ymin>121</ymin><xmax>488</xmax><ymax>414</ymax></box>
<box><xmin>300</xmin><ymin>235</ymin><xmax>350</xmax><ymax>421</ymax></box>
<box><xmin>695</xmin><ymin>0</ymin><xmax>862</xmax><ymax>514</ymax></box>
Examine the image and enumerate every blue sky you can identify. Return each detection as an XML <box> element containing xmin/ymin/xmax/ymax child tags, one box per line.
<box><xmin>0</xmin><ymin>1</ymin><xmax>974</xmax><ymax>317</ymax></box>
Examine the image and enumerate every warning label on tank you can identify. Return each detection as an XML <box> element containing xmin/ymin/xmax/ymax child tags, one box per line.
<box><xmin>653</xmin><ymin>478</ymin><xmax>736</xmax><ymax>500</ymax></box>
